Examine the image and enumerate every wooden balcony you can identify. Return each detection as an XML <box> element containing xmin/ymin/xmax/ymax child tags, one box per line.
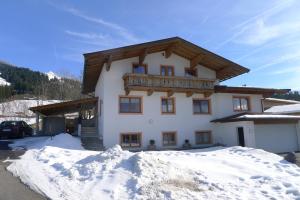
<box><xmin>123</xmin><ymin>73</ymin><xmax>216</xmax><ymax>97</ymax></box>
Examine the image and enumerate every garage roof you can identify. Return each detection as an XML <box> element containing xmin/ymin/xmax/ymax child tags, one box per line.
<box><xmin>211</xmin><ymin>112</ymin><xmax>300</xmax><ymax>123</ymax></box>
<box><xmin>30</xmin><ymin>97</ymin><xmax>98</xmax><ymax>116</ymax></box>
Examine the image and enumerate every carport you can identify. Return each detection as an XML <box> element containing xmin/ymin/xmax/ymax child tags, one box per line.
<box><xmin>212</xmin><ymin>113</ymin><xmax>300</xmax><ymax>153</ymax></box>
<box><xmin>29</xmin><ymin>97</ymin><xmax>98</xmax><ymax>136</ymax></box>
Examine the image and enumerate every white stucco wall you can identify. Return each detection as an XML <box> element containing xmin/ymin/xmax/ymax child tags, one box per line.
<box><xmin>95</xmin><ymin>51</ymin><xmax>264</xmax><ymax>149</ymax></box>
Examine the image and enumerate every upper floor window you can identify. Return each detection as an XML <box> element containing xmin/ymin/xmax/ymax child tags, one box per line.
<box><xmin>193</xmin><ymin>99</ymin><xmax>210</xmax><ymax>114</ymax></box>
<box><xmin>132</xmin><ymin>64</ymin><xmax>147</xmax><ymax>74</ymax></box>
<box><xmin>119</xmin><ymin>96</ymin><xmax>142</xmax><ymax>113</ymax></box>
<box><xmin>161</xmin><ymin>65</ymin><xmax>174</xmax><ymax>76</ymax></box>
<box><xmin>120</xmin><ymin>133</ymin><xmax>141</xmax><ymax>148</ymax></box>
<box><xmin>161</xmin><ymin>97</ymin><xmax>175</xmax><ymax>114</ymax></box>
<box><xmin>195</xmin><ymin>131</ymin><xmax>212</xmax><ymax>145</ymax></box>
<box><xmin>233</xmin><ymin>96</ymin><xmax>250</xmax><ymax>111</ymax></box>
<box><xmin>185</xmin><ymin>68</ymin><xmax>197</xmax><ymax>77</ymax></box>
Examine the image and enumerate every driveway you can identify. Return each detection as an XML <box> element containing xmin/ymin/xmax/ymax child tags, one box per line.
<box><xmin>0</xmin><ymin>140</ymin><xmax>46</xmax><ymax>200</ymax></box>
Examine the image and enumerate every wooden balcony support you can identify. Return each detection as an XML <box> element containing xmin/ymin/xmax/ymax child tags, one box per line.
<box><xmin>165</xmin><ymin>42</ymin><xmax>179</xmax><ymax>58</ymax></box>
<box><xmin>186</xmin><ymin>91</ymin><xmax>193</xmax><ymax>97</ymax></box>
<box><xmin>139</xmin><ymin>48</ymin><xmax>148</xmax><ymax>65</ymax></box>
<box><xmin>105</xmin><ymin>55</ymin><xmax>113</xmax><ymax>71</ymax></box>
<box><xmin>190</xmin><ymin>54</ymin><xmax>204</xmax><ymax>69</ymax></box>
<box><xmin>123</xmin><ymin>73</ymin><xmax>215</xmax><ymax>96</ymax></box>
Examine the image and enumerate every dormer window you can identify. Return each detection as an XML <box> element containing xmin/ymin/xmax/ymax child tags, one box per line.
<box><xmin>161</xmin><ymin>65</ymin><xmax>174</xmax><ymax>76</ymax></box>
<box><xmin>132</xmin><ymin>64</ymin><xmax>147</xmax><ymax>74</ymax></box>
<box><xmin>185</xmin><ymin>68</ymin><xmax>197</xmax><ymax>77</ymax></box>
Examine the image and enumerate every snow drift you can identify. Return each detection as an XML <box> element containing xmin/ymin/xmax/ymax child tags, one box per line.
<box><xmin>7</xmin><ymin>134</ymin><xmax>300</xmax><ymax>200</ymax></box>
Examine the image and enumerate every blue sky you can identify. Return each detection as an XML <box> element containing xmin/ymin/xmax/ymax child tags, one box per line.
<box><xmin>0</xmin><ymin>0</ymin><xmax>300</xmax><ymax>90</ymax></box>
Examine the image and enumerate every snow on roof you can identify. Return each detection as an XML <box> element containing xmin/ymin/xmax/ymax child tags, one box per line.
<box><xmin>264</xmin><ymin>98</ymin><xmax>300</xmax><ymax>104</ymax></box>
<box><xmin>265</xmin><ymin>104</ymin><xmax>300</xmax><ymax>114</ymax></box>
<box><xmin>238</xmin><ymin>114</ymin><xmax>300</xmax><ymax>119</ymax></box>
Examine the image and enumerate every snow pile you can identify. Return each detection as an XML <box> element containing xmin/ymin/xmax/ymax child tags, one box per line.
<box><xmin>0</xmin><ymin>75</ymin><xmax>11</xmax><ymax>86</ymax></box>
<box><xmin>7</xmin><ymin>134</ymin><xmax>300</xmax><ymax>200</ymax></box>
<box><xmin>239</xmin><ymin>114</ymin><xmax>300</xmax><ymax>119</ymax></box>
<box><xmin>46</xmin><ymin>71</ymin><xmax>61</xmax><ymax>80</ymax></box>
<box><xmin>265</xmin><ymin>104</ymin><xmax>300</xmax><ymax>114</ymax></box>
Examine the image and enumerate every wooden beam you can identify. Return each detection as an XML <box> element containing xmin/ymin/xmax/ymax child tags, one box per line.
<box><xmin>147</xmin><ymin>89</ymin><xmax>154</xmax><ymax>96</ymax></box>
<box><xmin>204</xmin><ymin>92</ymin><xmax>212</xmax><ymax>98</ymax></box>
<box><xmin>186</xmin><ymin>91</ymin><xmax>193</xmax><ymax>97</ymax></box>
<box><xmin>190</xmin><ymin>54</ymin><xmax>204</xmax><ymax>69</ymax></box>
<box><xmin>165</xmin><ymin>42</ymin><xmax>178</xmax><ymax>58</ymax></box>
<box><xmin>105</xmin><ymin>55</ymin><xmax>113</xmax><ymax>71</ymax></box>
<box><xmin>216</xmin><ymin>66</ymin><xmax>234</xmax><ymax>77</ymax></box>
<box><xmin>125</xmin><ymin>88</ymin><xmax>130</xmax><ymax>96</ymax></box>
<box><xmin>139</xmin><ymin>48</ymin><xmax>148</xmax><ymax>65</ymax></box>
<box><xmin>167</xmin><ymin>90</ymin><xmax>174</xmax><ymax>97</ymax></box>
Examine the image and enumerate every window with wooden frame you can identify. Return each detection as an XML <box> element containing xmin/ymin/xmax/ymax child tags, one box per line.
<box><xmin>132</xmin><ymin>63</ymin><xmax>147</xmax><ymax>74</ymax></box>
<box><xmin>162</xmin><ymin>132</ymin><xmax>177</xmax><ymax>146</ymax></box>
<box><xmin>160</xmin><ymin>65</ymin><xmax>174</xmax><ymax>76</ymax></box>
<box><xmin>161</xmin><ymin>97</ymin><xmax>175</xmax><ymax>114</ymax></box>
<box><xmin>119</xmin><ymin>96</ymin><xmax>142</xmax><ymax>113</ymax></box>
<box><xmin>120</xmin><ymin>133</ymin><xmax>141</xmax><ymax>148</ymax></box>
<box><xmin>193</xmin><ymin>99</ymin><xmax>211</xmax><ymax>114</ymax></box>
<box><xmin>195</xmin><ymin>131</ymin><xmax>212</xmax><ymax>145</ymax></box>
<box><xmin>184</xmin><ymin>68</ymin><xmax>197</xmax><ymax>77</ymax></box>
<box><xmin>233</xmin><ymin>96</ymin><xmax>250</xmax><ymax>111</ymax></box>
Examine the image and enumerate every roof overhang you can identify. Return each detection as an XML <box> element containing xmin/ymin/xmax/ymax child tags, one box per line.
<box><xmin>215</xmin><ymin>85</ymin><xmax>290</xmax><ymax>97</ymax></box>
<box><xmin>82</xmin><ymin>37</ymin><xmax>250</xmax><ymax>94</ymax></box>
<box><xmin>211</xmin><ymin>112</ymin><xmax>300</xmax><ymax>124</ymax></box>
<box><xmin>30</xmin><ymin>97</ymin><xmax>98</xmax><ymax>116</ymax></box>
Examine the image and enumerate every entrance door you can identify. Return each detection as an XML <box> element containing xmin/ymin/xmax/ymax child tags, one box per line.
<box><xmin>237</xmin><ymin>127</ymin><xmax>245</xmax><ymax>147</ymax></box>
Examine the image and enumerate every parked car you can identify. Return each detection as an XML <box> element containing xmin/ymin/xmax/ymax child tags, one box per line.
<box><xmin>0</xmin><ymin>121</ymin><xmax>33</xmax><ymax>139</ymax></box>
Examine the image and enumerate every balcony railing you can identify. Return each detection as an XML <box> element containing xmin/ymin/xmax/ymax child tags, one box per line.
<box><xmin>123</xmin><ymin>73</ymin><xmax>215</xmax><ymax>94</ymax></box>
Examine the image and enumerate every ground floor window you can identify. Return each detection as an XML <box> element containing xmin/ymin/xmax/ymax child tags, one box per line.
<box><xmin>195</xmin><ymin>131</ymin><xmax>212</xmax><ymax>144</ymax></box>
<box><xmin>162</xmin><ymin>132</ymin><xmax>177</xmax><ymax>146</ymax></box>
<box><xmin>120</xmin><ymin>133</ymin><xmax>141</xmax><ymax>148</ymax></box>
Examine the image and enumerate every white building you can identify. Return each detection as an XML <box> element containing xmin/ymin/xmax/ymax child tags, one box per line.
<box><xmin>31</xmin><ymin>37</ymin><xmax>300</xmax><ymax>153</ymax></box>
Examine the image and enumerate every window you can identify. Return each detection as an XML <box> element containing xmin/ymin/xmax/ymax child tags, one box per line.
<box><xmin>161</xmin><ymin>97</ymin><xmax>175</xmax><ymax>114</ymax></box>
<box><xmin>233</xmin><ymin>96</ymin><xmax>250</xmax><ymax>111</ymax></box>
<box><xmin>161</xmin><ymin>65</ymin><xmax>174</xmax><ymax>76</ymax></box>
<box><xmin>195</xmin><ymin>131</ymin><xmax>212</xmax><ymax>145</ymax></box>
<box><xmin>120</xmin><ymin>133</ymin><xmax>141</xmax><ymax>148</ymax></box>
<box><xmin>193</xmin><ymin>99</ymin><xmax>210</xmax><ymax>114</ymax></box>
<box><xmin>162</xmin><ymin>132</ymin><xmax>176</xmax><ymax>146</ymax></box>
<box><xmin>185</xmin><ymin>68</ymin><xmax>197</xmax><ymax>77</ymax></box>
<box><xmin>132</xmin><ymin>64</ymin><xmax>147</xmax><ymax>74</ymax></box>
<box><xmin>119</xmin><ymin>96</ymin><xmax>142</xmax><ymax>113</ymax></box>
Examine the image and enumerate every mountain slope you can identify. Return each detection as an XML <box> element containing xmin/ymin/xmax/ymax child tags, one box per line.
<box><xmin>0</xmin><ymin>61</ymin><xmax>82</xmax><ymax>101</ymax></box>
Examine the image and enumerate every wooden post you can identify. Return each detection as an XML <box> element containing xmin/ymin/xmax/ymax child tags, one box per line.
<box><xmin>35</xmin><ymin>112</ymin><xmax>40</xmax><ymax>135</ymax></box>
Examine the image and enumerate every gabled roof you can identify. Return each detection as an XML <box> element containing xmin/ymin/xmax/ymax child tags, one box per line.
<box><xmin>82</xmin><ymin>37</ymin><xmax>250</xmax><ymax>94</ymax></box>
<box><xmin>211</xmin><ymin>112</ymin><xmax>300</xmax><ymax>123</ymax></box>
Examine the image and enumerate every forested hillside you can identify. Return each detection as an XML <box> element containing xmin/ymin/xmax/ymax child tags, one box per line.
<box><xmin>0</xmin><ymin>61</ymin><xmax>82</xmax><ymax>101</ymax></box>
<box><xmin>272</xmin><ymin>91</ymin><xmax>300</xmax><ymax>101</ymax></box>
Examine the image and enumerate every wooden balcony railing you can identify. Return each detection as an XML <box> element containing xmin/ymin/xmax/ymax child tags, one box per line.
<box><xmin>123</xmin><ymin>73</ymin><xmax>215</xmax><ymax>96</ymax></box>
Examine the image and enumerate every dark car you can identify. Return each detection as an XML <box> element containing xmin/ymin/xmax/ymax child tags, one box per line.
<box><xmin>0</xmin><ymin>121</ymin><xmax>33</xmax><ymax>139</ymax></box>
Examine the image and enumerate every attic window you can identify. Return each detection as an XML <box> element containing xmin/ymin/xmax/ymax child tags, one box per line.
<box><xmin>132</xmin><ymin>64</ymin><xmax>147</xmax><ymax>74</ymax></box>
<box><xmin>185</xmin><ymin>68</ymin><xmax>197</xmax><ymax>77</ymax></box>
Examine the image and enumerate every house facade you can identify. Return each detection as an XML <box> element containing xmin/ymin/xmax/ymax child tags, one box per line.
<box><xmin>79</xmin><ymin>37</ymin><xmax>300</xmax><ymax>153</ymax></box>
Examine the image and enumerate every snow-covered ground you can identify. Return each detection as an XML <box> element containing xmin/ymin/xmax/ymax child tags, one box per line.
<box><xmin>7</xmin><ymin>134</ymin><xmax>300</xmax><ymax>200</ymax></box>
<box><xmin>46</xmin><ymin>71</ymin><xmax>61</xmax><ymax>80</ymax></box>
<box><xmin>0</xmin><ymin>99</ymin><xmax>61</xmax><ymax>124</ymax></box>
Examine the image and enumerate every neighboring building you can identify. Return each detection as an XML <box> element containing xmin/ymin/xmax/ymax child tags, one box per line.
<box><xmin>265</xmin><ymin>104</ymin><xmax>300</xmax><ymax>115</ymax></box>
<box><xmin>31</xmin><ymin>37</ymin><xmax>300</xmax><ymax>153</ymax></box>
<box><xmin>262</xmin><ymin>97</ymin><xmax>300</xmax><ymax>111</ymax></box>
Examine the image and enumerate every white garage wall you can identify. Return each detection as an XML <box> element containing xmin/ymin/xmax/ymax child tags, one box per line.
<box><xmin>214</xmin><ymin>121</ymin><xmax>256</xmax><ymax>148</ymax></box>
<box><xmin>254</xmin><ymin>124</ymin><xmax>299</xmax><ymax>153</ymax></box>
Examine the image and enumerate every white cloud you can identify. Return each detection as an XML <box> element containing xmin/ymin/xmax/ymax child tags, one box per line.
<box><xmin>235</xmin><ymin>20</ymin><xmax>300</xmax><ymax>46</ymax></box>
<box><xmin>271</xmin><ymin>66</ymin><xmax>300</xmax><ymax>75</ymax></box>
